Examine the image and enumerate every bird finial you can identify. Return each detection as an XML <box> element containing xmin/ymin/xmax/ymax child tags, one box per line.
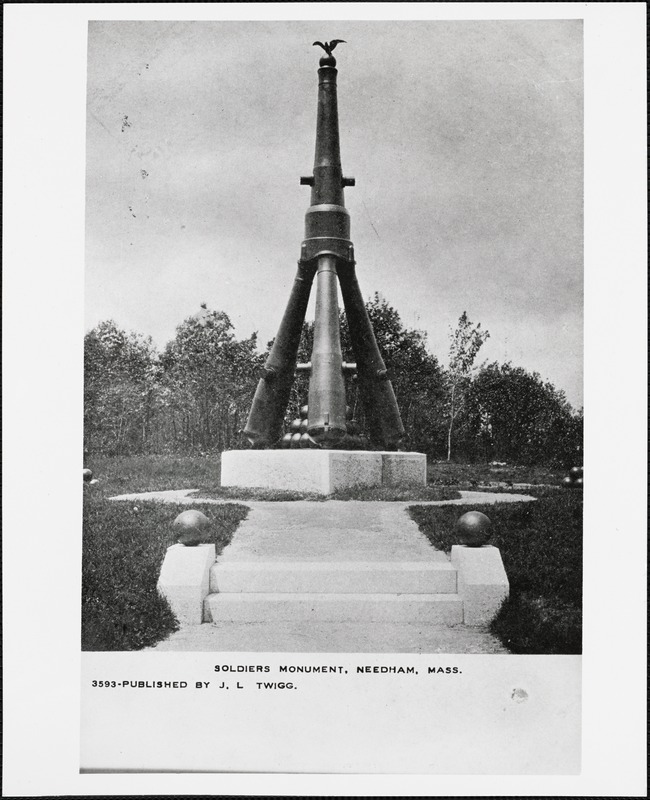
<box><xmin>312</xmin><ymin>39</ymin><xmax>346</xmax><ymax>63</ymax></box>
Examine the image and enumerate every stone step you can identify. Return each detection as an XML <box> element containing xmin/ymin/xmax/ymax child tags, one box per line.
<box><xmin>217</xmin><ymin>527</ymin><xmax>445</xmax><ymax>562</ymax></box>
<box><xmin>204</xmin><ymin>592</ymin><xmax>463</xmax><ymax>624</ymax></box>
<box><xmin>210</xmin><ymin>561</ymin><xmax>457</xmax><ymax>594</ymax></box>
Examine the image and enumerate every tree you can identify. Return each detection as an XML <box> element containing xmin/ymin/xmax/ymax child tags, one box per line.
<box><xmin>161</xmin><ymin>306</ymin><xmax>263</xmax><ymax>452</ymax></box>
<box><xmin>84</xmin><ymin>320</ymin><xmax>160</xmax><ymax>455</ymax></box>
<box><xmin>464</xmin><ymin>362</ymin><xmax>582</xmax><ymax>466</ymax></box>
<box><xmin>359</xmin><ymin>294</ymin><xmax>446</xmax><ymax>453</ymax></box>
<box><xmin>444</xmin><ymin>312</ymin><xmax>490</xmax><ymax>461</ymax></box>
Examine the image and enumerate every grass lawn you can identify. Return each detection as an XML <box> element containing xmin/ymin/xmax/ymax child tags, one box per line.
<box><xmin>194</xmin><ymin>485</ymin><xmax>461</xmax><ymax>502</ymax></box>
<box><xmin>82</xmin><ymin>490</ymin><xmax>248</xmax><ymax>651</ymax></box>
<box><xmin>426</xmin><ymin>460</ymin><xmax>564</xmax><ymax>488</ymax></box>
<box><xmin>409</xmin><ymin>492</ymin><xmax>583</xmax><ymax>654</ymax></box>
<box><xmin>85</xmin><ymin>454</ymin><xmax>223</xmax><ymax>496</ymax></box>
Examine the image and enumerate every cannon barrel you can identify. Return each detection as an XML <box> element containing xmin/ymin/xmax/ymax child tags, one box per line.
<box><xmin>311</xmin><ymin>60</ymin><xmax>344</xmax><ymax>206</ymax></box>
<box><xmin>307</xmin><ymin>254</ymin><xmax>347</xmax><ymax>445</ymax></box>
<box><xmin>338</xmin><ymin>266</ymin><xmax>405</xmax><ymax>448</ymax></box>
<box><xmin>299</xmin><ymin>58</ymin><xmax>355</xmax><ymax>267</ymax></box>
<box><xmin>243</xmin><ymin>262</ymin><xmax>316</xmax><ymax>446</ymax></box>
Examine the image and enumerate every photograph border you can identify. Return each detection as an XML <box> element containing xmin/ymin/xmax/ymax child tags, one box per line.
<box><xmin>3</xmin><ymin>2</ymin><xmax>646</xmax><ymax>795</ymax></box>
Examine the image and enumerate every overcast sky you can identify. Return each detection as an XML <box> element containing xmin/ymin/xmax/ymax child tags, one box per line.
<box><xmin>86</xmin><ymin>20</ymin><xmax>583</xmax><ymax>408</ymax></box>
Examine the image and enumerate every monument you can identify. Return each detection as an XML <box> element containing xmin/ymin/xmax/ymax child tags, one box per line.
<box><xmin>221</xmin><ymin>42</ymin><xmax>426</xmax><ymax>493</ymax></box>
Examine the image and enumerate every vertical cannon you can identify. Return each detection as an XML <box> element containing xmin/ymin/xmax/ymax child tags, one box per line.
<box><xmin>307</xmin><ymin>254</ymin><xmax>347</xmax><ymax>444</ymax></box>
<box><xmin>299</xmin><ymin>45</ymin><xmax>353</xmax><ymax>446</ymax></box>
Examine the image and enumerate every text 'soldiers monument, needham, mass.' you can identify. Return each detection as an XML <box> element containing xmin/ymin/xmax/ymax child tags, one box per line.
<box><xmin>244</xmin><ymin>40</ymin><xmax>404</xmax><ymax>450</ymax></box>
<box><xmin>222</xmin><ymin>42</ymin><xmax>425</xmax><ymax>493</ymax></box>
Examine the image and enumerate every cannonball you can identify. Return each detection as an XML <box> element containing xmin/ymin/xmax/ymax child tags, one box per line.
<box><xmin>281</xmin><ymin>432</ymin><xmax>293</xmax><ymax>449</ymax></box>
<box><xmin>291</xmin><ymin>432</ymin><xmax>302</xmax><ymax>448</ymax></box>
<box><xmin>299</xmin><ymin>432</ymin><xmax>313</xmax><ymax>448</ymax></box>
<box><xmin>300</xmin><ymin>418</ymin><xmax>309</xmax><ymax>433</ymax></box>
<box><xmin>172</xmin><ymin>510</ymin><xmax>210</xmax><ymax>546</ymax></box>
<box><xmin>290</xmin><ymin>418</ymin><xmax>302</xmax><ymax>432</ymax></box>
<box><xmin>300</xmin><ymin>405</ymin><xmax>309</xmax><ymax>419</ymax></box>
<box><xmin>455</xmin><ymin>511</ymin><xmax>492</xmax><ymax>547</ymax></box>
<box><xmin>562</xmin><ymin>476</ymin><xmax>573</xmax><ymax>488</ymax></box>
<box><xmin>569</xmin><ymin>466</ymin><xmax>583</xmax><ymax>479</ymax></box>
<box><xmin>574</xmin><ymin>477</ymin><xmax>583</xmax><ymax>488</ymax></box>
<box><xmin>83</xmin><ymin>468</ymin><xmax>93</xmax><ymax>483</ymax></box>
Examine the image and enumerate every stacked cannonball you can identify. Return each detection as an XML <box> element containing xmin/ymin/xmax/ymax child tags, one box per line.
<box><xmin>281</xmin><ymin>405</ymin><xmax>318</xmax><ymax>449</ymax></box>
<box><xmin>280</xmin><ymin>405</ymin><xmax>367</xmax><ymax>449</ymax></box>
<box><xmin>562</xmin><ymin>466</ymin><xmax>583</xmax><ymax>489</ymax></box>
<box><xmin>83</xmin><ymin>468</ymin><xmax>99</xmax><ymax>485</ymax></box>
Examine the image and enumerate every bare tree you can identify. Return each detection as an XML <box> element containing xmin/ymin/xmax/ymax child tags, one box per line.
<box><xmin>445</xmin><ymin>312</ymin><xmax>489</xmax><ymax>461</ymax></box>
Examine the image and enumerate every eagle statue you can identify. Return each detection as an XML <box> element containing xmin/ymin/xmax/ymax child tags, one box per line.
<box><xmin>312</xmin><ymin>40</ymin><xmax>346</xmax><ymax>57</ymax></box>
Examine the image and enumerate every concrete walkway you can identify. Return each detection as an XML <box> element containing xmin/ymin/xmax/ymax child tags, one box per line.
<box><xmin>214</xmin><ymin>501</ymin><xmax>451</xmax><ymax>563</ymax></box>
<box><xmin>112</xmin><ymin>491</ymin><xmax>534</xmax><ymax>654</ymax></box>
<box><xmin>110</xmin><ymin>488</ymin><xmax>536</xmax><ymax>507</ymax></box>
<box><xmin>150</xmin><ymin>619</ymin><xmax>507</xmax><ymax>653</ymax></box>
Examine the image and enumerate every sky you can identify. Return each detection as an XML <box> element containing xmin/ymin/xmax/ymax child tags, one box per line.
<box><xmin>85</xmin><ymin>19</ymin><xmax>583</xmax><ymax>408</ymax></box>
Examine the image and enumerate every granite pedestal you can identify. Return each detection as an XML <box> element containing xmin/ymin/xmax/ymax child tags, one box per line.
<box><xmin>450</xmin><ymin>544</ymin><xmax>509</xmax><ymax>625</ymax></box>
<box><xmin>220</xmin><ymin>449</ymin><xmax>426</xmax><ymax>494</ymax></box>
<box><xmin>157</xmin><ymin>543</ymin><xmax>215</xmax><ymax>625</ymax></box>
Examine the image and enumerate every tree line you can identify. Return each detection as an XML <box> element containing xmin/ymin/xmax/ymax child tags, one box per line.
<box><xmin>84</xmin><ymin>296</ymin><xmax>582</xmax><ymax>467</ymax></box>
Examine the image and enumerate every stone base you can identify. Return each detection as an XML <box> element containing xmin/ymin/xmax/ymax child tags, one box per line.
<box><xmin>157</xmin><ymin>543</ymin><xmax>216</xmax><ymax>625</ymax></box>
<box><xmin>220</xmin><ymin>450</ymin><xmax>426</xmax><ymax>494</ymax></box>
<box><xmin>450</xmin><ymin>545</ymin><xmax>509</xmax><ymax>626</ymax></box>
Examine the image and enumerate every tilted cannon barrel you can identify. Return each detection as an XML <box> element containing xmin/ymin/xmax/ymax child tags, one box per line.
<box><xmin>243</xmin><ymin>260</ymin><xmax>316</xmax><ymax>447</ymax></box>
